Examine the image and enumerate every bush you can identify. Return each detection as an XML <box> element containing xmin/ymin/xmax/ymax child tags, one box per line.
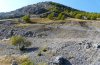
<box><xmin>22</xmin><ymin>15</ymin><xmax>31</xmax><ymax>23</ymax></box>
<box><xmin>57</xmin><ymin>13</ymin><xmax>65</xmax><ymax>20</ymax></box>
<box><xmin>75</xmin><ymin>14</ymin><xmax>82</xmax><ymax>19</ymax></box>
<box><xmin>10</xmin><ymin>35</ymin><xmax>31</xmax><ymax>51</ymax></box>
<box><xmin>47</xmin><ymin>12</ymin><xmax>54</xmax><ymax>20</ymax></box>
<box><xmin>61</xmin><ymin>15</ymin><xmax>65</xmax><ymax>20</ymax></box>
<box><xmin>22</xmin><ymin>60</ymin><xmax>34</xmax><ymax>65</ymax></box>
<box><xmin>90</xmin><ymin>15</ymin><xmax>97</xmax><ymax>20</ymax></box>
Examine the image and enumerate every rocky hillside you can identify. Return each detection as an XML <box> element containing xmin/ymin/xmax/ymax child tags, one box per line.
<box><xmin>0</xmin><ymin>20</ymin><xmax>100</xmax><ymax>65</ymax></box>
<box><xmin>0</xmin><ymin>1</ymin><xmax>83</xmax><ymax>19</ymax></box>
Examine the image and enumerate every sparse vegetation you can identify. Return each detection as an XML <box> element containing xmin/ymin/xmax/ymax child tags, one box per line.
<box><xmin>10</xmin><ymin>35</ymin><xmax>31</xmax><ymax>51</ymax></box>
<box><xmin>41</xmin><ymin>46</ymin><xmax>48</xmax><ymax>52</ymax></box>
<box><xmin>47</xmin><ymin>12</ymin><xmax>54</xmax><ymax>20</ymax></box>
<box><xmin>38</xmin><ymin>62</ymin><xmax>47</xmax><ymax>65</ymax></box>
<box><xmin>75</xmin><ymin>14</ymin><xmax>82</xmax><ymax>19</ymax></box>
<box><xmin>57</xmin><ymin>13</ymin><xmax>62</xmax><ymax>20</ymax></box>
<box><xmin>22</xmin><ymin>15</ymin><xmax>31</xmax><ymax>23</ymax></box>
<box><xmin>22</xmin><ymin>59</ymin><xmax>34</xmax><ymax>65</ymax></box>
<box><xmin>37</xmin><ymin>51</ymin><xmax>42</xmax><ymax>56</ymax></box>
<box><xmin>61</xmin><ymin>15</ymin><xmax>65</xmax><ymax>20</ymax></box>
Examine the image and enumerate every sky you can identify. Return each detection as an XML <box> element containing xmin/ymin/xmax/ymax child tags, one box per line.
<box><xmin>0</xmin><ymin>0</ymin><xmax>100</xmax><ymax>13</ymax></box>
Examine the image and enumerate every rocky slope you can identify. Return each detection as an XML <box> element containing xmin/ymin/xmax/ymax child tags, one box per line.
<box><xmin>0</xmin><ymin>20</ymin><xmax>100</xmax><ymax>65</ymax></box>
<box><xmin>0</xmin><ymin>1</ymin><xmax>80</xmax><ymax>19</ymax></box>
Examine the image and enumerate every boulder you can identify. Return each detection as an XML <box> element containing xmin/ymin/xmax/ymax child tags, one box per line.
<box><xmin>51</xmin><ymin>56</ymin><xmax>72</xmax><ymax>65</ymax></box>
<box><xmin>11</xmin><ymin>60</ymin><xmax>18</xmax><ymax>65</ymax></box>
<box><xmin>24</xmin><ymin>31</ymin><xmax>33</xmax><ymax>37</ymax></box>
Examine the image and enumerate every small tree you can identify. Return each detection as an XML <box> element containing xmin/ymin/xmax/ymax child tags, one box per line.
<box><xmin>47</xmin><ymin>12</ymin><xmax>54</xmax><ymax>20</ymax></box>
<box><xmin>22</xmin><ymin>15</ymin><xmax>31</xmax><ymax>23</ymax></box>
<box><xmin>10</xmin><ymin>35</ymin><xmax>31</xmax><ymax>51</ymax></box>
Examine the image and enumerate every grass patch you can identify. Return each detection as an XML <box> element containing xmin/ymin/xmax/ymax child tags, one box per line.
<box><xmin>22</xmin><ymin>59</ymin><xmax>34</xmax><ymax>65</ymax></box>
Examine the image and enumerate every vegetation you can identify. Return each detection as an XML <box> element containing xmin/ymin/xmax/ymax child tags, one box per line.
<box><xmin>75</xmin><ymin>14</ymin><xmax>82</xmax><ymax>19</ymax></box>
<box><xmin>48</xmin><ymin>2</ymin><xmax>100</xmax><ymax>20</ymax></box>
<box><xmin>42</xmin><ymin>47</ymin><xmax>48</xmax><ymax>52</ymax></box>
<box><xmin>38</xmin><ymin>62</ymin><xmax>47</xmax><ymax>65</ymax></box>
<box><xmin>37</xmin><ymin>51</ymin><xmax>42</xmax><ymax>56</ymax></box>
<box><xmin>22</xmin><ymin>15</ymin><xmax>31</xmax><ymax>23</ymax></box>
<box><xmin>10</xmin><ymin>35</ymin><xmax>31</xmax><ymax>51</ymax></box>
<box><xmin>22</xmin><ymin>59</ymin><xmax>34</xmax><ymax>65</ymax></box>
<box><xmin>47</xmin><ymin>12</ymin><xmax>54</xmax><ymax>20</ymax></box>
<box><xmin>57</xmin><ymin>13</ymin><xmax>65</xmax><ymax>20</ymax></box>
<box><xmin>0</xmin><ymin>2</ymin><xmax>100</xmax><ymax>20</ymax></box>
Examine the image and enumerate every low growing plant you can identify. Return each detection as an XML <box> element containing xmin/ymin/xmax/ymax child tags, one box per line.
<box><xmin>22</xmin><ymin>59</ymin><xmax>34</xmax><ymax>65</ymax></box>
<box><xmin>10</xmin><ymin>35</ymin><xmax>31</xmax><ymax>51</ymax></box>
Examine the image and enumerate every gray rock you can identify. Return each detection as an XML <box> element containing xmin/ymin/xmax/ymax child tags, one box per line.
<box><xmin>51</xmin><ymin>56</ymin><xmax>72</xmax><ymax>65</ymax></box>
<box><xmin>11</xmin><ymin>60</ymin><xmax>18</xmax><ymax>65</ymax></box>
<box><xmin>24</xmin><ymin>31</ymin><xmax>33</xmax><ymax>37</ymax></box>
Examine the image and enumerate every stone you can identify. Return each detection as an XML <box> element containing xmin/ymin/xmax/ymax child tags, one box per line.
<box><xmin>24</xmin><ymin>31</ymin><xmax>33</xmax><ymax>37</ymax></box>
<box><xmin>11</xmin><ymin>60</ymin><xmax>18</xmax><ymax>65</ymax></box>
<box><xmin>52</xmin><ymin>56</ymin><xmax>72</xmax><ymax>65</ymax></box>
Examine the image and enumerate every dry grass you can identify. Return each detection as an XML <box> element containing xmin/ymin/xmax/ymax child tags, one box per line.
<box><xmin>0</xmin><ymin>55</ymin><xmax>28</xmax><ymax>65</ymax></box>
<box><xmin>30</xmin><ymin>18</ymin><xmax>54</xmax><ymax>23</ymax></box>
<box><xmin>37</xmin><ymin>62</ymin><xmax>48</xmax><ymax>65</ymax></box>
<box><xmin>15</xmin><ymin>23</ymin><xmax>31</xmax><ymax>28</ymax></box>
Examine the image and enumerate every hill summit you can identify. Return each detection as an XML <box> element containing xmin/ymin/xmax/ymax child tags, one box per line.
<box><xmin>0</xmin><ymin>1</ymin><xmax>100</xmax><ymax>20</ymax></box>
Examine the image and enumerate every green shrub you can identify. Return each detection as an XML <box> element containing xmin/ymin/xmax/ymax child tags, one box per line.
<box><xmin>22</xmin><ymin>60</ymin><xmax>34</xmax><ymax>65</ymax></box>
<box><xmin>57</xmin><ymin>13</ymin><xmax>65</xmax><ymax>20</ymax></box>
<box><xmin>90</xmin><ymin>15</ymin><xmax>97</xmax><ymax>20</ymax></box>
<box><xmin>75</xmin><ymin>14</ymin><xmax>82</xmax><ymax>19</ymax></box>
<box><xmin>47</xmin><ymin>12</ymin><xmax>54</xmax><ymax>20</ymax></box>
<box><xmin>10</xmin><ymin>35</ymin><xmax>31</xmax><ymax>51</ymax></box>
<box><xmin>61</xmin><ymin>15</ymin><xmax>65</xmax><ymax>20</ymax></box>
<box><xmin>22</xmin><ymin>15</ymin><xmax>31</xmax><ymax>23</ymax></box>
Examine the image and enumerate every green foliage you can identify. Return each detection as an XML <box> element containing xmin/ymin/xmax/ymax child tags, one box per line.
<box><xmin>58</xmin><ymin>13</ymin><xmax>65</xmax><ymax>20</ymax></box>
<box><xmin>10</xmin><ymin>35</ymin><xmax>31</xmax><ymax>51</ymax></box>
<box><xmin>22</xmin><ymin>60</ymin><xmax>34</xmax><ymax>65</ymax></box>
<box><xmin>22</xmin><ymin>15</ymin><xmax>31</xmax><ymax>23</ymax></box>
<box><xmin>75</xmin><ymin>14</ymin><xmax>82</xmax><ymax>19</ymax></box>
<box><xmin>47</xmin><ymin>12</ymin><xmax>54</xmax><ymax>20</ymax></box>
<box><xmin>48</xmin><ymin>2</ymin><xmax>100</xmax><ymax>20</ymax></box>
<box><xmin>61</xmin><ymin>15</ymin><xmax>65</xmax><ymax>20</ymax></box>
<box><xmin>90</xmin><ymin>15</ymin><xmax>97</xmax><ymax>20</ymax></box>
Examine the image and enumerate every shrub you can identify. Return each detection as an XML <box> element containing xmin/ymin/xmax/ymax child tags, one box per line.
<box><xmin>75</xmin><ymin>14</ymin><xmax>82</xmax><ymax>19</ymax></box>
<box><xmin>57</xmin><ymin>13</ymin><xmax>62</xmax><ymax>20</ymax></box>
<box><xmin>47</xmin><ymin>12</ymin><xmax>54</xmax><ymax>20</ymax></box>
<box><xmin>57</xmin><ymin>13</ymin><xmax>65</xmax><ymax>20</ymax></box>
<box><xmin>61</xmin><ymin>15</ymin><xmax>65</xmax><ymax>20</ymax></box>
<box><xmin>10</xmin><ymin>35</ymin><xmax>31</xmax><ymax>51</ymax></box>
<box><xmin>22</xmin><ymin>15</ymin><xmax>31</xmax><ymax>23</ymax></box>
<box><xmin>22</xmin><ymin>60</ymin><xmax>34</xmax><ymax>65</ymax></box>
<box><xmin>90</xmin><ymin>15</ymin><xmax>97</xmax><ymax>20</ymax></box>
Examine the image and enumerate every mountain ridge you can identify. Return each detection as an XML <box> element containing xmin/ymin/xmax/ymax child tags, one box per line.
<box><xmin>0</xmin><ymin>1</ymin><xmax>82</xmax><ymax>19</ymax></box>
<box><xmin>0</xmin><ymin>1</ymin><xmax>100</xmax><ymax>20</ymax></box>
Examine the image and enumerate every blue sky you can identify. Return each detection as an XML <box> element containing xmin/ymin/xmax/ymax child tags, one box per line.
<box><xmin>0</xmin><ymin>0</ymin><xmax>100</xmax><ymax>13</ymax></box>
